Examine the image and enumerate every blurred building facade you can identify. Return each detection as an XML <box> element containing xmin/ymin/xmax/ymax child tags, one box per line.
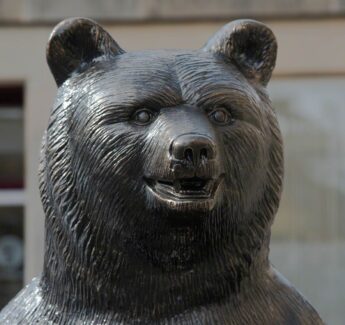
<box><xmin>0</xmin><ymin>1</ymin><xmax>345</xmax><ymax>323</ymax></box>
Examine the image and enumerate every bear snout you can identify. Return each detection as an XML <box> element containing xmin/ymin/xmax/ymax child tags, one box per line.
<box><xmin>170</xmin><ymin>133</ymin><xmax>216</xmax><ymax>165</ymax></box>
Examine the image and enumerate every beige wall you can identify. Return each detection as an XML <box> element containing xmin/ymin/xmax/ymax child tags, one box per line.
<box><xmin>1</xmin><ymin>0</ymin><xmax>344</xmax><ymax>22</ymax></box>
<box><xmin>0</xmin><ymin>18</ymin><xmax>345</xmax><ymax>283</ymax></box>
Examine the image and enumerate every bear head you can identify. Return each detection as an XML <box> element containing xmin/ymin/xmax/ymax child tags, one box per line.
<box><xmin>40</xmin><ymin>18</ymin><xmax>283</xmax><ymax>315</ymax></box>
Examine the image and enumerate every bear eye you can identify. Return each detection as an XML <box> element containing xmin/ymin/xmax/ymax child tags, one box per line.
<box><xmin>209</xmin><ymin>108</ymin><xmax>233</xmax><ymax>125</ymax></box>
<box><xmin>132</xmin><ymin>109</ymin><xmax>156</xmax><ymax>125</ymax></box>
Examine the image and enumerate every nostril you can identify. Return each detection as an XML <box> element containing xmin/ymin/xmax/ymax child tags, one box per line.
<box><xmin>184</xmin><ymin>148</ymin><xmax>194</xmax><ymax>163</ymax></box>
<box><xmin>200</xmin><ymin>148</ymin><xmax>208</xmax><ymax>160</ymax></box>
<box><xmin>171</xmin><ymin>134</ymin><xmax>216</xmax><ymax>162</ymax></box>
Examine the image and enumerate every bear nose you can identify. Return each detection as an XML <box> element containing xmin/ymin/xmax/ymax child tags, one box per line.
<box><xmin>170</xmin><ymin>133</ymin><xmax>216</xmax><ymax>165</ymax></box>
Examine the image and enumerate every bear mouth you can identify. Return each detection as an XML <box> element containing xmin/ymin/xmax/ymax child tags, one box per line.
<box><xmin>145</xmin><ymin>176</ymin><xmax>222</xmax><ymax>201</ymax></box>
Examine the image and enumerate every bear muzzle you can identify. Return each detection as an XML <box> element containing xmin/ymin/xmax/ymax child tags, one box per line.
<box><xmin>145</xmin><ymin>132</ymin><xmax>224</xmax><ymax>206</ymax></box>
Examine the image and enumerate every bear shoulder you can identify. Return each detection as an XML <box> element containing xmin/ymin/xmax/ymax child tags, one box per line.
<box><xmin>265</xmin><ymin>266</ymin><xmax>325</xmax><ymax>325</ymax></box>
<box><xmin>0</xmin><ymin>278</ymin><xmax>45</xmax><ymax>324</ymax></box>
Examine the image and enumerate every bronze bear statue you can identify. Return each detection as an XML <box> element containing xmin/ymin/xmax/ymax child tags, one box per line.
<box><xmin>0</xmin><ymin>18</ymin><xmax>324</xmax><ymax>324</ymax></box>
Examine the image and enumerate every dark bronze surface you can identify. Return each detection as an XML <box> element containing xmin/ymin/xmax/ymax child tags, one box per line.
<box><xmin>0</xmin><ymin>18</ymin><xmax>324</xmax><ymax>324</ymax></box>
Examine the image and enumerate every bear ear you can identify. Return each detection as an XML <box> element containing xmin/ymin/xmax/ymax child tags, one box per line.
<box><xmin>47</xmin><ymin>17</ymin><xmax>125</xmax><ymax>86</ymax></box>
<box><xmin>203</xmin><ymin>19</ymin><xmax>277</xmax><ymax>86</ymax></box>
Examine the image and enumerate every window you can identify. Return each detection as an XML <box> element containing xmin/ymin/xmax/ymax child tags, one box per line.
<box><xmin>0</xmin><ymin>85</ymin><xmax>24</xmax><ymax>308</ymax></box>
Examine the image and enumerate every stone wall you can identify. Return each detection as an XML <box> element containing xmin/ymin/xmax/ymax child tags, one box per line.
<box><xmin>1</xmin><ymin>0</ymin><xmax>345</xmax><ymax>24</ymax></box>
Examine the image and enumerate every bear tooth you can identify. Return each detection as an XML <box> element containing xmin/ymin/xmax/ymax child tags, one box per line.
<box><xmin>173</xmin><ymin>180</ymin><xmax>181</xmax><ymax>193</ymax></box>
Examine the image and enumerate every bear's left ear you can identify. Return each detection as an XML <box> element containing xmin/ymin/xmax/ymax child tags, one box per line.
<box><xmin>203</xmin><ymin>20</ymin><xmax>277</xmax><ymax>86</ymax></box>
<box><xmin>47</xmin><ymin>17</ymin><xmax>125</xmax><ymax>86</ymax></box>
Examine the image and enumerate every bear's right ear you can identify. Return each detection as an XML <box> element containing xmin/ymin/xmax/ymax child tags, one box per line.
<box><xmin>47</xmin><ymin>18</ymin><xmax>125</xmax><ymax>86</ymax></box>
<box><xmin>203</xmin><ymin>20</ymin><xmax>277</xmax><ymax>86</ymax></box>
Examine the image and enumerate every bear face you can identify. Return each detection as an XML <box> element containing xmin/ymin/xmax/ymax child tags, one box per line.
<box><xmin>44</xmin><ymin>22</ymin><xmax>282</xmax><ymax>278</ymax></box>
<box><xmin>61</xmin><ymin>51</ymin><xmax>275</xmax><ymax>213</ymax></box>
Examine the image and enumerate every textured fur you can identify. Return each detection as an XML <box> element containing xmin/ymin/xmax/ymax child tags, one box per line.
<box><xmin>0</xmin><ymin>18</ymin><xmax>324</xmax><ymax>324</ymax></box>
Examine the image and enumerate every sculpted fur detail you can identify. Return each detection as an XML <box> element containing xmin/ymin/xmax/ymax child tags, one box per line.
<box><xmin>0</xmin><ymin>18</ymin><xmax>324</xmax><ymax>324</ymax></box>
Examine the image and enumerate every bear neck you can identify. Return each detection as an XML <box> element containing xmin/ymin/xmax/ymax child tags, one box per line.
<box><xmin>41</xmin><ymin>208</ymin><xmax>271</xmax><ymax>320</ymax></box>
